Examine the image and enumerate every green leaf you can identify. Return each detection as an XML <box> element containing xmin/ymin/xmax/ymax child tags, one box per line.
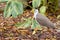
<box><xmin>4</xmin><ymin>2</ymin><xmax>12</xmax><ymax>17</ymax></box>
<box><xmin>4</xmin><ymin>1</ymin><xmax>23</xmax><ymax>18</ymax></box>
<box><xmin>31</xmin><ymin>19</ymin><xmax>41</xmax><ymax>29</ymax></box>
<box><xmin>23</xmin><ymin>18</ymin><xmax>32</xmax><ymax>28</ymax></box>
<box><xmin>11</xmin><ymin>8</ymin><xmax>17</xmax><ymax>18</ymax></box>
<box><xmin>15</xmin><ymin>18</ymin><xmax>32</xmax><ymax>28</ymax></box>
<box><xmin>0</xmin><ymin>0</ymin><xmax>9</xmax><ymax>2</ymax></box>
<box><xmin>32</xmin><ymin>0</ymin><xmax>41</xmax><ymax>8</ymax></box>
<box><xmin>15</xmin><ymin>18</ymin><xmax>41</xmax><ymax>29</ymax></box>
<box><xmin>0</xmin><ymin>0</ymin><xmax>10</xmax><ymax>3</ymax></box>
<box><xmin>14</xmin><ymin>1</ymin><xmax>23</xmax><ymax>15</ymax></box>
<box><xmin>40</xmin><ymin>6</ymin><xmax>46</xmax><ymax>15</ymax></box>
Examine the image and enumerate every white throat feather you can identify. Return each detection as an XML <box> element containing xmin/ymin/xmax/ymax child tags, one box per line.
<box><xmin>34</xmin><ymin>9</ymin><xmax>39</xmax><ymax>18</ymax></box>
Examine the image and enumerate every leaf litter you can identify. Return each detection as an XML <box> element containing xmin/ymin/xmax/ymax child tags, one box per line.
<box><xmin>0</xmin><ymin>3</ymin><xmax>60</xmax><ymax>40</ymax></box>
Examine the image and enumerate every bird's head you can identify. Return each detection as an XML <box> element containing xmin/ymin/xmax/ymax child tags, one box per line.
<box><xmin>34</xmin><ymin>9</ymin><xmax>39</xmax><ymax>13</ymax></box>
<box><xmin>31</xmin><ymin>9</ymin><xmax>39</xmax><ymax>18</ymax></box>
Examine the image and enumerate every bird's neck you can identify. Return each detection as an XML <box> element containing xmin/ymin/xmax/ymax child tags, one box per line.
<box><xmin>34</xmin><ymin>12</ymin><xmax>38</xmax><ymax>18</ymax></box>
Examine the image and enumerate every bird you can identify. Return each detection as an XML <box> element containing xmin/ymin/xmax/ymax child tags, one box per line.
<box><xmin>34</xmin><ymin>9</ymin><xmax>56</xmax><ymax>29</ymax></box>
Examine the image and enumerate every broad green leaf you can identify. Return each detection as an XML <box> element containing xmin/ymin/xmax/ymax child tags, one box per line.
<box><xmin>0</xmin><ymin>0</ymin><xmax>9</xmax><ymax>2</ymax></box>
<box><xmin>32</xmin><ymin>0</ymin><xmax>41</xmax><ymax>8</ymax></box>
<box><xmin>23</xmin><ymin>18</ymin><xmax>32</xmax><ymax>27</ymax></box>
<box><xmin>6</xmin><ymin>7</ymin><xmax>12</xmax><ymax>17</ymax></box>
<box><xmin>15</xmin><ymin>18</ymin><xmax>32</xmax><ymax>28</ymax></box>
<box><xmin>15</xmin><ymin>22</ymin><xmax>26</xmax><ymax>28</ymax></box>
<box><xmin>14</xmin><ymin>1</ymin><xmax>23</xmax><ymax>15</ymax></box>
<box><xmin>11</xmin><ymin>8</ymin><xmax>17</xmax><ymax>18</ymax></box>
<box><xmin>4</xmin><ymin>1</ymin><xmax>23</xmax><ymax>18</ymax></box>
<box><xmin>15</xmin><ymin>18</ymin><xmax>41</xmax><ymax>29</ymax></box>
<box><xmin>4</xmin><ymin>2</ymin><xmax>12</xmax><ymax>17</ymax></box>
<box><xmin>31</xmin><ymin>19</ymin><xmax>41</xmax><ymax>29</ymax></box>
<box><xmin>40</xmin><ymin>6</ymin><xmax>46</xmax><ymax>15</ymax></box>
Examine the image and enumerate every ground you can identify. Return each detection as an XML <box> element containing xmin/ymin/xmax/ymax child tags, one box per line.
<box><xmin>0</xmin><ymin>9</ymin><xmax>60</xmax><ymax>40</ymax></box>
